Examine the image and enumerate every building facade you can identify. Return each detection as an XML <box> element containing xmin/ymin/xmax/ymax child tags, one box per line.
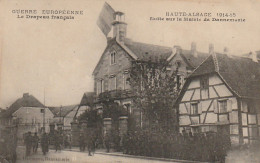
<box><xmin>93</xmin><ymin>11</ymin><xmax>212</xmax><ymax>132</ymax></box>
<box><xmin>13</xmin><ymin>106</ymin><xmax>54</xmax><ymax>141</ymax></box>
<box><xmin>177</xmin><ymin>53</ymin><xmax>260</xmax><ymax>145</ymax></box>
<box><xmin>0</xmin><ymin>93</ymin><xmax>53</xmax><ymax>142</ymax></box>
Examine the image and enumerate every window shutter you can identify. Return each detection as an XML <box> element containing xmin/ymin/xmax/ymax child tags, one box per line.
<box><xmin>198</xmin><ymin>102</ymin><xmax>202</xmax><ymax>114</ymax></box>
<box><xmin>186</xmin><ymin>103</ymin><xmax>191</xmax><ymax>115</ymax></box>
<box><xmin>213</xmin><ymin>100</ymin><xmax>218</xmax><ymax>113</ymax></box>
<box><xmin>227</xmin><ymin>100</ymin><xmax>232</xmax><ymax>112</ymax></box>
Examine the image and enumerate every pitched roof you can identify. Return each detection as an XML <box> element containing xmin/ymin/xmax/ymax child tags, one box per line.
<box><xmin>80</xmin><ymin>92</ymin><xmax>96</xmax><ymax>106</ymax></box>
<box><xmin>93</xmin><ymin>38</ymin><xmax>210</xmax><ymax>75</ymax></box>
<box><xmin>124</xmin><ymin>39</ymin><xmax>209</xmax><ymax>66</ymax></box>
<box><xmin>124</xmin><ymin>39</ymin><xmax>172</xmax><ymax>61</ymax></box>
<box><xmin>190</xmin><ymin>53</ymin><xmax>260</xmax><ymax>99</ymax></box>
<box><xmin>0</xmin><ymin>93</ymin><xmax>45</xmax><ymax>118</ymax></box>
<box><xmin>49</xmin><ymin>105</ymin><xmax>78</xmax><ymax>117</ymax></box>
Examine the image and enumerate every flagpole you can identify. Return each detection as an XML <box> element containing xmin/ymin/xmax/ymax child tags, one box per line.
<box><xmin>43</xmin><ymin>87</ymin><xmax>46</xmax><ymax>132</ymax></box>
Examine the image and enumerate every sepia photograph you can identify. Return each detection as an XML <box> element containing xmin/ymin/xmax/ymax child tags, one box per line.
<box><xmin>0</xmin><ymin>0</ymin><xmax>260</xmax><ymax>162</ymax></box>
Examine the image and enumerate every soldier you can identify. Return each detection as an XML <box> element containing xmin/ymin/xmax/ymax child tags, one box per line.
<box><xmin>87</xmin><ymin>136</ymin><xmax>96</xmax><ymax>156</ymax></box>
<box><xmin>54</xmin><ymin>132</ymin><xmax>61</xmax><ymax>152</ymax></box>
<box><xmin>24</xmin><ymin>132</ymin><xmax>32</xmax><ymax>156</ymax></box>
<box><xmin>41</xmin><ymin>132</ymin><xmax>49</xmax><ymax>155</ymax></box>
<box><xmin>79</xmin><ymin>133</ymin><xmax>85</xmax><ymax>152</ymax></box>
<box><xmin>64</xmin><ymin>134</ymin><xmax>71</xmax><ymax>149</ymax></box>
<box><xmin>32</xmin><ymin>132</ymin><xmax>39</xmax><ymax>153</ymax></box>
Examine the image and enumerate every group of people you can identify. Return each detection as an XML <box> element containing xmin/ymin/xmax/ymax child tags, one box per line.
<box><xmin>78</xmin><ymin>133</ymin><xmax>96</xmax><ymax>156</ymax></box>
<box><xmin>24</xmin><ymin>131</ymin><xmax>73</xmax><ymax>156</ymax></box>
<box><xmin>24</xmin><ymin>132</ymin><xmax>49</xmax><ymax>156</ymax></box>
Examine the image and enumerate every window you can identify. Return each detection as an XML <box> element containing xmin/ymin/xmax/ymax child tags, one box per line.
<box><xmin>109</xmin><ymin>76</ymin><xmax>117</xmax><ymax>91</ymax></box>
<box><xmin>200</xmin><ymin>76</ymin><xmax>209</xmax><ymax>89</ymax></box>
<box><xmin>110</xmin><ymin>51</ymin><xmax>116</xmax><ymax>65</ymax></box>
<box><xmin>100</xmin><ymin>80</ymin><xmax>103</xmax><ymax>93</ymax></box>
<box><xmin>124</xmin><ymin>103</ymin><xmax>132</xmax><ymax>114</ymax></box>
<box><xmin>191</xmin><ymin>103</ymin><xmax>198</xmax><ymax>115</ymax></box>
<box><xmin>218</xmin><ymin>100</ymin><xmax>227</xmax><ymax>113</ymax></box>
<box><xmin>123</xmin><ymin>73</ymin><xmax>130</xmax><ymax>90</ymax></box>
<box><xmin>249</xmin><ymin>126</ymin><xmax>258</xmax><ymax>138</ymax></box>
<box><xmin>97</xmin><ymin>79</ymin><xmax>104</xmax><ymax>94</ymax></box>
<box><xmin>248</xmin><ymin>102</ymin><xmax>256</xmax><ymax>114</ymax></box>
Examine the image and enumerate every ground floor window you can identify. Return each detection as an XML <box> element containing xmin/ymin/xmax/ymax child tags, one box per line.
<box><xmin>248</xmin><ymin>125</ymin><xmax>258</xmax><ymax>139</ymax></box>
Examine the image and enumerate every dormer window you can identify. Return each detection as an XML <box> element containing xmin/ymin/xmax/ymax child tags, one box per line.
<box><xmin>110</xmin><ymin>51</ymin><xmax>116</xmax><ymax>65</ymax></box>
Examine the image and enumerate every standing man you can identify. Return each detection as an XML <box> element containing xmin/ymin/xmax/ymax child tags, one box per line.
<box><xmin>67</xmin><ymin>134</ymin><xmax>72</xmax><ymax>149</ymax></box>
<box><xmin>79</xmin><ymin>133</ymin><xmax>85</xmax><ymax>152</ymax></box>
<box><xmin>54</xmin><ymin>132</ymin><xmax>61</xmax><ymax>152</ymax></box>
<box><xmin>87</xmin><ymin>135</ymin><xmax>96</xmax><ymax>156</ymax></box>
<box><xmin>32</xmin><ymin>132</ymin><xmax>39</xmax><ymax>153</ymax></box>
<box><xmin>24</xmin><ymin>132</ymin><xmax>32</xmax><ymax>156</ymax></box>
<box><xmin>41</xmin><ymin>132</ymin><xmax>49</xmax><ymax>155</ymax></box>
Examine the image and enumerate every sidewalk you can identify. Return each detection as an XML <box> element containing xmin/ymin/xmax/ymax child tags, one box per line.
<box><xmin>60</xmin><ymin>147</ymin><xmax>208</xmax><ymax>163</ymax></box>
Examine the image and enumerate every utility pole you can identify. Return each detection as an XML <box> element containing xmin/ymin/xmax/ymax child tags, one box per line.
<box><xmin>43</xmin><ymin>87</ymin><xmax>46</xmax><ymax>132</ymax></box>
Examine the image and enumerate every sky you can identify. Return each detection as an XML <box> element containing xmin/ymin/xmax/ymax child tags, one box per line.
<box><xmin>0</xmin><ymin>0</ymin><xmax>260</xmax><ymax>108</ymax></box>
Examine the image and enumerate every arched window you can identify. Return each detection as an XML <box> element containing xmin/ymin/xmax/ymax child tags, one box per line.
<box><xmin>110</xmin><ymin>51</ymin><xmax>116</xmax><ymax>65</ymax></box>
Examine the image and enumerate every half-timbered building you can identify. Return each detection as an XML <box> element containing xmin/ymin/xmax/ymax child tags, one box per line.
<box><xmin>177</xmin><ymin>52</ymin><xmax>260</xmax><ymax>145</ymax></box>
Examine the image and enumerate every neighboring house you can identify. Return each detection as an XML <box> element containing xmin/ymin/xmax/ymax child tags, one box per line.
<box><xmin>177</xmin><ymin>52</ymin><xmax>260</xmax><ymax>146</ymax></box>
<box><xmin>93</xmin><ymin>11</ymin><xmax>210</xmax><ymax>127</ymax></box>
<box><xmin>0</xmin><ymin>93</ymin><xmax>52</xmax><ymax>141</ymax></box>
<box><xmin>73</xmin><ymin>92</ymin><xmax>95</xmax><ymax>119</ymax></box>
<box><xmin>13</xmin><ymin>106</ymin><xmax>54</xmax><ymax>140</ymax></box>
<box><xmin>49</xmin><ymin>104</ymin><xmax>88</xmax><ymax>131</ymax></box>
<box><xmin>0</xmin><ymin>93</ymin><xmax>45</xmax><ymax>127</ymax></box>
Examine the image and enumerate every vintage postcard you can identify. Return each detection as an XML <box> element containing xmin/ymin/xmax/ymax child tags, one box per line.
<box><xmin>0</xmin><ymin>0</ymin><xmax>260</xmax><ymax>163</ymax></box>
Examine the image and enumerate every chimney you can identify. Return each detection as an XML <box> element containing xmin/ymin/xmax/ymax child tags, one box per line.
<box><xmin>174</xmin><ymin>45</ymin><xmax>182</xmax><ymax>55</ymax></box>
<box><xmin>249</xmin><ymin>51</ymin><xmax>258</xmax><ymax>62</ymax></box>
<box><xmin>209</xmin><ymin>43</ymin><xmax>214</xmax><ymax>54</ymax></box>
<box><xmin>191</xmin><ymin>42</ymin><xmax>197</xmax><ymax>57</ymax></box>
<box><xmin>112</xmin><ymin>11</ymin><xmax>127</xmax><ymax>43</ymax></box>
<box><xmin>23</xmin><ymin>93</ymin><xmax>29</xmax><ymax>98</ymax></box>
<box><xmin>223</xmin><ymin>47</ymin><xmax>229</xmax><ymax>55</ymax></box>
